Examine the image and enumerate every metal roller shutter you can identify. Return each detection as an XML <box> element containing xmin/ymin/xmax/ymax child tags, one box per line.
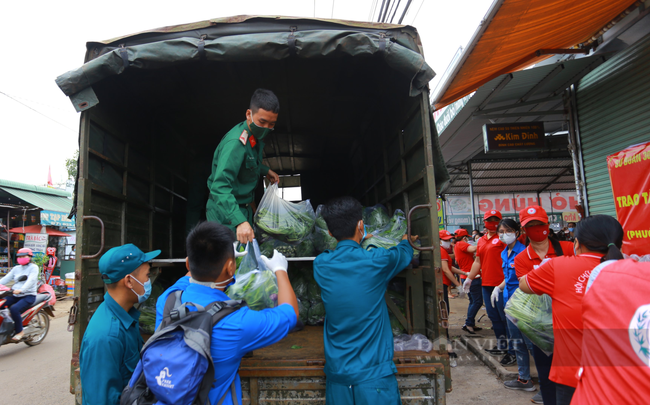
<box><xmin>576</xmin><ymin>32</ymin><xmax>650</xmax><ymax>217</ymax></box>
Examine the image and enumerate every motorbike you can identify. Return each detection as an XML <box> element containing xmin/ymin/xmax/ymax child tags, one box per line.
<box><xmin>0</xmin><ymin>276</ymin><xmax>55</xmax><ymax>347</ymax></box>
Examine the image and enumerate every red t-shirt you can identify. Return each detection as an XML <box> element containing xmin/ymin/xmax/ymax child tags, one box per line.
<box><xmin>572</xmin><ymin>259</ymin><xmax>650</xmax><ymax>404</ymax></box>
<box><xmin>477</xmin><ymin>233</ymin><xmax>506</xmax><ymax>287</ymax></box>
<box><xmin>454</xmin><ymin>240</ymin><xmax>474</xmax><ymax>279</ymax></box>
<box><xmin>441</xmin><ymin>248</ymin><xmax>452</xmax><ymax>286</ymax></box>
<box><xmin>515</xmin><ymin>241</ymin><xmax>575</xmax><ymax>279</ymax></box>
<box><xmin>524</xmin><ymin>253</ymin><xmax>604</xmax><ymax>387</ymax></box>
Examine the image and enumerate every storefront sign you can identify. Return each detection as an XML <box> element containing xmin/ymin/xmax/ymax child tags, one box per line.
<box><xmin>24</xmin><ymin>233</ymin><xmax>48</xmax><ymax>253</ymax></box>
<box><xmin>437</xmin><ymin>199</ymin><xmax>444</xmax><ymax>230</ymax></box>
<box><xmin>607</xmin><ymin>141</ymin><xmax>650</xmax><ymax>256</ymax></box>
<box><xmin>447</xmin><ymin>215</ymin><xmax>473</xmax><ymax>226</ymax></box>
<box><xmin>40</xmin><ymin>210</ymin><xmax>75</xmax><ymax>227</ymax></box>
<box><xmin>446</xmin><ymin>192</ymin><xmax>578</xmax><ymax>220</ymax></box>
<box><xmin>562</xmin><ymin>212</ymin><xmax>580</xmax><ymax>223</ymax></box>
<box><xmin>482</xmin><ymin>122</ymin><xmax>546</xmax><ymax>153</ymax></box>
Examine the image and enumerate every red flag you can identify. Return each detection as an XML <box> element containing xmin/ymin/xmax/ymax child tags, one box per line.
<box><xmin>47</xmin><ymin>165</ymin><xmax>53</xmax><ymax>187</ymax></box>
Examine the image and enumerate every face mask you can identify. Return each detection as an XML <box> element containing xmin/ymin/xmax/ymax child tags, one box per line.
<box><xmin>568</xmin><ymin>227</ymin><xmax>574</xmax><ymax>233</ymax></box>
<box><xmin>249</xmin><ymin>116</ymin><xmax>273</xmax><ymax>140</ymax></box>
<box><xmin>499</xmin><ymin>232</ymin><xmax>517</xmax><ymax>245</ymax></box>
<box><xmin>441</xmin><ymin>240</ymin><xmax>451</xmax><ymax>249</ymax></box>
<box><xmin>130</xmin><ymin>276</ymin><xmax>152</xmax><ymax>303</ymax></box>
<box><xmin>526</xmin><ymin>224</ymin><xmax>550</xmax><ymax>242</ymax></box>
<box><xmin>17</xmin><ymin>256</ymin><xmax>30</xmax><ymax>266</ymax></box>
<box><xmin>359</xmin><ymin>223</ymin><xmax>367</xmax><ymax>241</ymax></box>
<box><xmin>484</xmin><ymin>221</ymin><xmax>498</xmax><ymax>231</ymax></box>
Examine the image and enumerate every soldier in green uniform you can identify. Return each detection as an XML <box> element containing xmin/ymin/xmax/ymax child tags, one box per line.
<box><xmin>206</xmin><ymin>89</ymin><xmax>280</xmax><ymax>244</ymax></box>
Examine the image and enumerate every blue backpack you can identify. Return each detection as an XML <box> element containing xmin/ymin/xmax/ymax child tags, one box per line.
<box><xmin>121</xmin><ymin>291</ymin><xmax>245</xmax><ymax>405</ymax></box>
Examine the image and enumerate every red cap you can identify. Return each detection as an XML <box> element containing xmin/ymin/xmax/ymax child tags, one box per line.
<box><xmin>454</xmin><ymin>228</ymin><xmax>469</xmax><ymax>238</ymax></box>
<box><xmin>439</xmin><ymin>230</ymin><xmax>454</xmax><ymax>240</ymax></box>
<box><xmin>483</xmin><ymin>210</ymin><xmax>502</xmax><ymax>220</ymax></box>
<box><xmin>519</xmin><ymin>205</ymin><xmax>548</xmax><ymax>226</ymax></box>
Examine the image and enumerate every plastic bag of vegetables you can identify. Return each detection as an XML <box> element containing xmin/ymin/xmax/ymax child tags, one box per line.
<box><xmin>363</xmin><ymin>204</ymin><xmax>391</xmax><ymax>233</ymax></box>
<box><xmin>260</xmin><ymin>238</ymin><xmax>297</xmax><ymax>258</ymax></box>
<box><xmin>226</xmin><ymin>240</ymin><xmax>279</xmax><ymax>311</ymax></box>
<box><xmin>255</xmin><ymin>183</ymin><xmax>316</xmax><ymax>244</ymax></box>
<box><xmin>362</xmin><ymin>209</ymin><xmax>407</xmax><ymax>251</ymax></box>
<box><xmin>313</xmin><ymin>205</ymin><xmax>338</xmax><ymax>253</ymax></box>
<box><xmin>298</xmin><ymin>298</ymin><xmax>311</xmax><ymax>325</ymax></box>
<box><xmin>504</xmin><ymin>289</ymin><xmax>554</xmax><ymax>355</ymax></box>
<box><xmin>307</xmin><ymin>300</ymin><xmax>326</xmax><ymax>325</ymax></box>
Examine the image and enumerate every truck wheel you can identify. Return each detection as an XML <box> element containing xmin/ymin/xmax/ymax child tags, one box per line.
<box><xmin>24</xmin><ymin>311</ymin><xmax>50</xmax><ymax>346</ymax></box>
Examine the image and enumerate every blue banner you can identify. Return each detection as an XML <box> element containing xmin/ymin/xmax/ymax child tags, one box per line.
<box><xmin>40</xmin><ymin>210</ymin><xmax>75</xmax><ymax>227</ymax></box>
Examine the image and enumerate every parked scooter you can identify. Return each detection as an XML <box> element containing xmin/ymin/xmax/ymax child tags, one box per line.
<box><xmin>0</xmin><ymin>276</ymin><xmax>55</xmax><ymax>346</ymax></box>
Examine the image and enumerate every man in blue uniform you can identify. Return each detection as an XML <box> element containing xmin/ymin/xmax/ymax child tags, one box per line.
<box><xmin>79</xmin><ymin>244</ymin><xmax>160</xmax><ymax>405</ymax></box>
<box><xmin>314</xmin><ymin>197</ymin><xmax>417</xmax><ymax>404</ymax></box>
<box><xmin>156</xmin><ymin>222</ymin><xmax>298</xmax><ymax>404</ymax></box>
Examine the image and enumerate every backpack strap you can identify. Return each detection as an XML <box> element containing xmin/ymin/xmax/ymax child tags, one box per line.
<box><xmin>216</xmin><ymin>380</ymin><xmax>239</xmax><ymax>405</ymax></box>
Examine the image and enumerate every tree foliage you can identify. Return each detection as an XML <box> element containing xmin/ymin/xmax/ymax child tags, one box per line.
<box><xmin>65</xmin><ymin>150</ymin><xmax>78</xmax><ymax>180</ymax></box>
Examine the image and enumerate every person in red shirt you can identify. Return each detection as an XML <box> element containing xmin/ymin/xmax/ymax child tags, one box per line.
<box><xmin>573</xmin><ymin>259</ymin><xmax>650</xmax><ymax>404</ymax></box>
<box><xmin>513</xmin><ymin>205</ymin><xmax>574</xmax><ymax>405</ymax></box>
<box><xmin>519</xmin><ymin>215</ymin><xmax>624</xmax><ymax>405</ymax></box>
<box><xmin>464</xmin><ymin>210</ymin><xmax>514</xmax><ymax>363</ymax></box>
<box><xmin>454</xmin><ymin>228</ymin><xmax>482</xmax><ymax>334</ymax></box>
<box><xmin>439</xmin><ymin>230</ymin><xmax>468</xmax><ymax>364</ymax></box>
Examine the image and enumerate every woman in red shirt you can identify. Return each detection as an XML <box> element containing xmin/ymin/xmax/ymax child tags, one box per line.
<box><xmin>519</xmin><ymin>215</ymin><xmax>624</xmax><ymax>405</ymax></box>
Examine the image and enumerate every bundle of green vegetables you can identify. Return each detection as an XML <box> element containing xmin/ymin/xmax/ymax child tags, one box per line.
<box><xmin>255</xmin><ymin>183</ymin><xmax>316</xmax><ymax>244</ymax></box>
<box><xmin>313</xmin><ymin>205</ymin><xmax>338</xmax><ymax>253</ymax></box>
<box><xmin>363</xmin><ymin>205</ymin><xmax>391</xmax><ymax>234</ymax></box>
<box><xmin>138</xmin><ymin>280</ymin><xmax>167</xmax><ymax>335</ymax></box>
<box><xmin>504</xmin><ymin>289</ymin><xmax>554</xmax><ymax>355</ymax></box>
<box><xmin>386</xmin><ymin>290</ymin><xmax>407</xmax><ymax>337</ymax></box>
<box><xmin>226</xmin><ymin>241</ymin><xmax>279</xmax><ymax>311</ymax></box>
<box><xmin>289</xmin><ymin>266</ymin><xmax>326</xmax><ymax>325</ymax></box>
<box><xmin>362</xmin><ymin>209</ymin><xmax>407</xmax><ymax>251</ymax></box>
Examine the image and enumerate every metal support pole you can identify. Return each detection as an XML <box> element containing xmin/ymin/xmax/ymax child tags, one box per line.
<box><xmin>6</xmin><ymin>210</ymin><xmax>11</xmax><ymax>268</ymax></box>
<box><xmin>467</xmin><ymin>162</ymin><xmax>477</xmax><ymax>230</ymax></box>
<box><xmin>568</xmin><ymin>85</ymin><xmax>590</xmax><ymax>216</ymax></box>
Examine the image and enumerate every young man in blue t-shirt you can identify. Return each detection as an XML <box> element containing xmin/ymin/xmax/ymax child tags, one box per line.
<box><xmin>156</xmin><ymin>221</ymin><xmax>298</xmax><ymax>404</ymax></box>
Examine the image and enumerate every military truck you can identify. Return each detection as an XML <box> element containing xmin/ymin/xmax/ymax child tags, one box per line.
<box><xmin>57</xmin><ymin>15</ymin><xmax>451</xmax><ymax>404</ymax></box>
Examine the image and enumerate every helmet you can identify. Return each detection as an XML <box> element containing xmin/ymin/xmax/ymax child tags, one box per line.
<box><xmin>17</xmin><ymin>247</ymin><xmax>34</xmax><ymax>257</ymax></box>
<box><xmin>46</xmin><ymin>247</ymin><xmax>57</xmax><ymax>256</ymax></box>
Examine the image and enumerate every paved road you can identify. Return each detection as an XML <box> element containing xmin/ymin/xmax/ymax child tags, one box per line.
<box><xmin>0</xmin><ymin>300</ymin><xmax>75</xmax><ymax>405</ymax></box>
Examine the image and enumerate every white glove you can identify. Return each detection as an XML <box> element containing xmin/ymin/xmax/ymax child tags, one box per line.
<box><xmin>260</xmin><ymin>249</ymin><xmax>288</xmax><ymax>274</ymax></box>
<box><xmin>462</xmin><ymin>278</ymin><xmax>472</xmax><ymax>294</ymax></box>
<box><xmin>233</xmin><ymin>242</ymin><xmax>248</xmax><ymax>258</ymax></box>
<box><xmin>490</xmin><ymin>287</ymin><xmax>502</xmax><ymax>307</ymax></box>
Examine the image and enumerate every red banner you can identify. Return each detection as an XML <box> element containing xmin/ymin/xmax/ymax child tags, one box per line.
<box><xmin>607</xmin><ymin>141</ymin><xmax>650</xmax><ymax>256</ymax></box>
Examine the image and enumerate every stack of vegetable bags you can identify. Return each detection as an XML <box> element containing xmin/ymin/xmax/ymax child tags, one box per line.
<box><xmin>313</xmin><ymin>205</ymin><xmax>338</xmax><ymax>253</ymax></box>
<box><xmin>504</xmin><ymin>288</ymin><xmax>554</xmax><ymax>355</ymax></box>
<box><xmin>289</xmin><ymin>266</ymin><xmax>325</xmax><ymax>325</ymax></box>
<box><xmin>226</xmin><ymin>240</ymin><xmax>279</xmax><ymax>311</ymax></box>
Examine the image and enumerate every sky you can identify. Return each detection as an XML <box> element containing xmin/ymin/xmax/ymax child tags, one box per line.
<box><xmin>0</xmin><ymin>0</ymin><xmax>492</xmax><ymax>187</ymax></box>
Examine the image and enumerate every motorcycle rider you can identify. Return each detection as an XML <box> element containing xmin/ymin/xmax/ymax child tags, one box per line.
<box><xmin>0</xmin><ymin>248</ymin><xmax>40</xmax><ymax>342</ymax></box>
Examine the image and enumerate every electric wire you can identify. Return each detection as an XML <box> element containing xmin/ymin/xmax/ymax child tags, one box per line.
<box><xmin>398</xmin><ymin>0</ymin><xmax>413</xmax><ymax>24</ymax></box>
<box><xmin>331</xmin><ymin>0</ymin><xmax>335</xmax><ymax>18</ymax></box>
<box><xmin>0</xmin><ymin>90</ymin><xmax>76</xmax><ymax>133</ymax></box>
<box><xmin>410</xmin><ymin>0</ymin><xmax>425</xmax><ymax>25</ymax></box>
<box><xmin>389</xmin><ymin>0</ymin><xmax>402</xmax><ymax>23</ymax></box>
<box><xmin>368</xmin><ymin>0</ymin><xmax>378</xmax><ymax>21</ymax></box>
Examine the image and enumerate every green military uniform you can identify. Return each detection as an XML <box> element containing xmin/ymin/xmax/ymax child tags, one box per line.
<box><xmin>206</xmin><ymin>121</ymin><xmax>270</xmax><ymax>232</ymax></box>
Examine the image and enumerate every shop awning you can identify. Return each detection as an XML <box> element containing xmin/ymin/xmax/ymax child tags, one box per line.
<box><xmin>432</xmin><ymin>0</ymin><xmax>638</xmax><ymax>110</ymax></box>
<box><xmin>0</xmin><ymin>179</ymin><xmax>73</xmax><ymax>214</ymax></box>
<box><xmin>8</xmin><ymin>225</ymin><xmax>71</xmax><ymax>237</ymax></box>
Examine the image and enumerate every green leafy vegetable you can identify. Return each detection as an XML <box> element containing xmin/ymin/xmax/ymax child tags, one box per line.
<box><xmin>313</xmin><ymin>205</ymin><xmax>338</xmax><ymax>253</ymax></box>
<box><xmin>363</xmin><ymin>205</ymin><xmax>390</xmax><ymax>234</ymax></box>
<box><xmin>307</xmin><ymin>300</ymin><xmax>326</xmax><ymax>325</ymax></box>
<box><xmin>504</xmin><ymin>289</ymin><xmax>554</xmax><ymax>354</ymax></box>
<box><xmin>254</xmin><ymin>184</ymin><xmax>315</xmax><ymax>244</ymax></box>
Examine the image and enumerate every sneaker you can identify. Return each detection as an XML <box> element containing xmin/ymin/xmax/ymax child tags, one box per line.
<box><xmin>500</xmin><ymin>353</ymin><xmax>517</xmax><ymax>366</ymax></box>
<box><xmin>531</xmin><ymin>391</ymin><xmax>544</xmax><ymax>403</ymax></box>
<box><xmin>449</xmin><ymin>352</ymin><xmax>458</xmax><ymax>368</ymax></box>
<box><xmin>462</xmin><ymin>325</ymin><xmax>477</xmax><ymax>334</ymax></box>
<box><xmin>504</xmin><ymin>377</ymin><xmax>536</xmax><ymax>392</ymax></box>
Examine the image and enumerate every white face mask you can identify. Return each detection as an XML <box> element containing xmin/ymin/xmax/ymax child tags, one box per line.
<box><xmin>441</xmin><ymin>240</ymin><xmax>451</xmax><ymax>249</ymax></box>
<box><xmin>499</xmin><ymin>232</ymin><xmax>517</xmax><ymax>245</ymax></box>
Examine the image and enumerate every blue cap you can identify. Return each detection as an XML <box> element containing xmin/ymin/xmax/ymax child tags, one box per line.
<box><xmin>98</xmin><ymin>244</ymin><xmax>161</xmax><ymax>284</ymax></box>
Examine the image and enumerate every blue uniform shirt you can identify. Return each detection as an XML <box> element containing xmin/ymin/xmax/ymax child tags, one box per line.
<box><xmin>500</xmin><ymin>241</ymin><xmax>526</xmax><ymax>303</ymax></box>
<box><xmin>80</xmin><ymin>292</ymin><xmax>143</xmax><ymax>405</ymax></box>
<box><xmin>156</xmin><ymin>282</ymin><xmax>296</xmax><ymax>405</ymax></box>
<box><xmin>313</xmin><ymin>239</ymin><xmax>413</xmax><ymax>384</ymax></box>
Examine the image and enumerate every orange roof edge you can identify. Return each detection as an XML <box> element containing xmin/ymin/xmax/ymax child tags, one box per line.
<box><xmin>432</xmin><ymin>0</ymin><xmax>639</xmax><ymax>110</ymax></box>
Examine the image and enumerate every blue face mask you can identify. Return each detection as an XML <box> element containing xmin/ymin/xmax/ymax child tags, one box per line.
<box><xmin>568</xmin><ymin>227</ymin><xmax>574</xmax><ymax>233</ymax></box>
<box><xmin>130</xmin><ymin>276</ymin><xmax>152</xmax><ymax>303</ymax></box>
<box><xmin>360</xmin><ymin>223</ymin><xmax>367</xmax><ymax>241</ymax></box>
